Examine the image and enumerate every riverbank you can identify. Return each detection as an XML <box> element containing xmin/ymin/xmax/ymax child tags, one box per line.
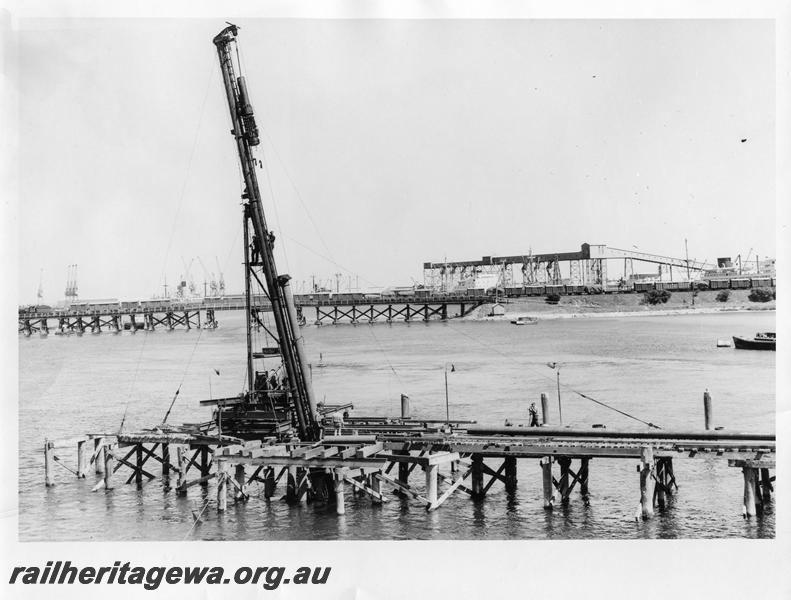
<box><xmin>465</xmin><ymin>289</ymin><xmax>776</xmax><ymax>321</ymax></box>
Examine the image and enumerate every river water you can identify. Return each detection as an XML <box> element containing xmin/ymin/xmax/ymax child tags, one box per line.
<box><xmin>18</xmin><ymin>310</ymin><xmax>775</xmax><ymax>540</ymax></box>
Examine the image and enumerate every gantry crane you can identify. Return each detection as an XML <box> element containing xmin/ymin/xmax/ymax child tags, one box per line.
<box><xmin>211</xmin><ymin>24</ymin><xmax>319</xmax><ymax>441</ymax></box>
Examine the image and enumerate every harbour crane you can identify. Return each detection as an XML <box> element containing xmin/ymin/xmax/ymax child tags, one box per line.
<box><xmin>196</xmin><ymin>257</ymin><xmax>217</xmax><ymax>298</ymax></box>
<box><xmin>181</xmin><ymin>257</ymin><xmax>197</xmax><ymax>296</ymax></box>
<box><xmin>211</xmin><ymin>23</ymin><xmax>319</xmax><ymax>441</ymax></box>
<box><xmin>215</xmin><ymin>257</ymin><xmax>225</xmax><ymax>296</ymax></box>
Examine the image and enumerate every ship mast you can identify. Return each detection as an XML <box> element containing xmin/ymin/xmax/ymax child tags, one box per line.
<box><xmin>213</xmin><ymin>24</ymin><xmax>319</xmax><ymax>441</ymax></box>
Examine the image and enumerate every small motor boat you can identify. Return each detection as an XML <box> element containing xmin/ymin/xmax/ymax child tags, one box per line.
<box><xmin>511</xmin><ymin>316</ymin><xmax>538</xmax><ymax>325</ymax></box>
<box><xmin>732</xmin><ymin>332</ymin><xmax>775</xmax><ymax>351</ymax></box>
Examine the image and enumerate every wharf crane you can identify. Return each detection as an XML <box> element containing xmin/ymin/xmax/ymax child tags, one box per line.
<box><xmin>208</xmin><ymin>23</ymin><xmax>319</xmax><ymax>442</ymax></box>
<box><xmin>196</xmin><ymin>256</ymin><xmax>217</xmax><ymax>297</ymax></box>
<box><xmin>215</xmin><ymin>257</ymin><xmax>226</xmax><ymax>296</ymax></box>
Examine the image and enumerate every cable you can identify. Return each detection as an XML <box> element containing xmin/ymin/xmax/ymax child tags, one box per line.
<box><xmin>158</xmin><ymin>55</ymin><xmax>216</xmax><ymax>291</ymax></box>
<box><xmin>442</xmin><ymin>320</ymin><xmax>662</xmax><ymax>429</ymax></box>
<box><xmin>366</xmin><ymin>324</ymin><xmax>404</xmax><ymax>386</ymax></box>
<box><xmin>162</xmin><ymin>326</ymin><xmax>206</xmax><ymax>424</ymax></box>
<box><xmin>257</xmin><ymin>146</ymin><xmax>290</xmax><ymax>274</ymax></box>
<box><xmin>257</xmin><ymin>123</ymin><xmax>337</xmax><ymax>260</ymax></box>
<box><xmin>119</xmin><ymin>55</ymin><xmax>216</xmax><ymax>432</ymax></box>
<box><xmin>283</xmin><ymin>235</ymin><xmax>381</xmax><ymax>290</ymax></box>
<box><xmin>183</xmin><ymin>498</ymin><xmax>212</xmax><ymax>540</ymax></box>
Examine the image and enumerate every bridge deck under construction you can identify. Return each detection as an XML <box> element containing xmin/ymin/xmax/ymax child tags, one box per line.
<box><xmin>43</xmin><ymin>421</ymin><xmax>775</xmax><ymax>520</ymax></box>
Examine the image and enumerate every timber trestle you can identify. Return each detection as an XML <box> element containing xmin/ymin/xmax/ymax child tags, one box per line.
<box><xmin>44</xmin><ymin>426</ymin><xmax>775</xmax><ymax>522</ymax></box>
<box><xmin>19</xmin><ymin>308</ymin><xmax>217</xmax><ymax>336</ymax></box>
<box><xmin>312</xmin><ymin>299</ymin><xmax>486</xmax><ymax>325</ymax></box>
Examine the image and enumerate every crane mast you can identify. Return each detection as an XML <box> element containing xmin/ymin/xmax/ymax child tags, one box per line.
<box><xmin>212</xmin><ymin>24</ymin><xmax>319</xmax><ymax>441</ymax></box>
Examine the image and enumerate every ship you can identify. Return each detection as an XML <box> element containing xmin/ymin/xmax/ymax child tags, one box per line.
<box><xmin>732</xmin><ymin>332</ymin><xmax>776</xmax><ymax>351</ymax></box>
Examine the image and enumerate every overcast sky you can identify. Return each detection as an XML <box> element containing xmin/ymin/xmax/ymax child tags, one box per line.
<box><xmin>15</xmin><ymin>18</ymin><xmax>775</xmax><ymax>302</ymax></box>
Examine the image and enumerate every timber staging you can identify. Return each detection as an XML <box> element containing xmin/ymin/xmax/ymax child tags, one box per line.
<box><xmin>44</xmin><ymin>422</ymin><xmax>776</xmax><ymax>521</ymax></box>
<box><xmin>19</xmin><ymin>295</ymin><xmax>488</xmax><ymax>335</ymax></box>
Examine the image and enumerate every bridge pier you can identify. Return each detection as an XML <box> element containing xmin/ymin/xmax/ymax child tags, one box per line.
<box><xmin>638</xmin><ymin>447</ymin><xmax>655</xmax><ymax>520</ymax></box>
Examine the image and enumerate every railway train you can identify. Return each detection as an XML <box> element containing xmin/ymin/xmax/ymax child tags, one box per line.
<box><xmin>19</xmin><ymin>276</ymin><xmax>776</xmax><ymax>315</ymax></box>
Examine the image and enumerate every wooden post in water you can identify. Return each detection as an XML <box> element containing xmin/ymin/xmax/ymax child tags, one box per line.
<box><xmin>760</xmin><ymin>468</ymin><xmax>772</xmax><ymax>501</ymax></box>
<box><xmin>742</xmin><ymin>466</ymin><xmax>757</xmax><ymax>518</ymax></box>
<box><xmin>176</xmin><ymin>446</ymin><xmax>187</xmax><ymax>495</ymax></box>
<box><xmin>94</xmin><ymin>438</ymin><xmax>105</xmax><ymax>475</ymax></box>
<box><xmin>264</xmin><ymin>467</ymin><xmax>276</xmax><ymax>499</ymax></box>
<box><xmin>655</xmin><ymin>459</ymin><xmax>666</xmax><ymax>509</ymax></box>
<box><xmin>541</xmin><ymin>457</ymin><xmax>554</xmax><ymax>509</ymax></box>
<box><xmin>504</xmin><ymin>457</ymin><xmax>517</xmax><ymax>493</ymax></box>
<box><xmin>371</xmin><ymin>473</ymin><xmax>383</xmax><ymax>505</ymax></box>
<box><xmin>103</xmin><ymin>446</ymin><xmax>115</xmax><ymax>491</ymax></box>
<box><xmin>200</xmin><ymin>447</ymin><xmax>210</xmax><ymax>485</ymax></box>
<box><xmin>217</xmin><ymin>460</ymin><xmax>228</xmax><ymax>512</ymax></box>
<box><xmin>286</xmin><ymin>466</ymin><xmax>299</xmax><ymax>503</ymax></box>
<box><xmin>44</xmin><ymin>440</ymin><xmax>55</xmax><ymax>487</ymax></box>
<box><xmin>703</xmin><ymin>390</ymin><xmax>713</xmax><ymax>430</ymax></box>
<box><xmin>161</xmin><ymin>444</ymin><xmax>170</xmax><ymax>478</ymax></box>
<box><xmin>541</xmin><ymin>393</ymin><xmax>550</xmax><ymax>425</ymax></box>
<box><xmin>639</xmin><ymin>446</ymin><xmax>654</xmax><ymax>520</ymax></box>
<box><xmin>753</xmin><ymin>470</ymin><xmax>764</xmax><ymax>516</ymax></box>
<box><xmin>297</xmin><ymin>467</ymin><xmax>309</xmax><ymax>504</ymax></box>
<box><xmin>76</xmin><ymin>439</ymin><xmax>88</xmax><ymax>478</ymax></box>
<box><xmin>579</xmin><ymin>458</ymin><xmax>590</xmax><ymax>505</ymax></box>
<box><xmin>425</xmin><ymin>464</ymin><xmax>439</xmax><ymax>510</ymax></box>
<box><xmin>334</xmin><ymin>471</ymin><xmax>346</xmax><ymax>515</ymax></box>
<box><xmin>558</xmin><ymin>457</ymin><xmax>571</xmax><ymax>505</ymax></box>
<box><xmin>234</xmin><ymin>464</ymin><xmax>246</xmax><ymax>501</ymax></box>
<box><xmin>135</xmin><ymin>444</ymin><xmax>144</xmax><ymax>487</ymax></box>
<box><xmin>471</xmin><ymin>454</ymin><xmax>484</xmax><ymax>499</ymax></box>
<box><xmin>396</xmin><ymin>449</ymin><xmax>410</xmax><ymax>495</ymax></box>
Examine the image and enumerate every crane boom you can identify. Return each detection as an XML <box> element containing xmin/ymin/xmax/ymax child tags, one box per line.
<box><xmin>213</xmin><ymin>24</ymin><xmax>319</xmax><ymax>441</ymax></box>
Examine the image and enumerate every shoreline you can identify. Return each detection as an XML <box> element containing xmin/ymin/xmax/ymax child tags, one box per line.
<box><xmin>468</xmin><ymin>305</ymin><xmax>776</xmax><ymax>322</ymax></box>
<box><xmin>462</xmin><ymin>289</ymin><xmax>776</xmax><ymax>322</ymax></box>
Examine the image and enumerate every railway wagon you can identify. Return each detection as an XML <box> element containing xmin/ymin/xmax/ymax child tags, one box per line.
<box><xmin>545</xmin><ymin>284</ymin><xmax>565</xmax><ymax>295</ymax></box>
<box><xmin>524</xmin><ymin>285</ymin><xmax>546</xmax><ymax>296</ymax></box>
<box><xmin>730</xmin><ymin>278</ymin><xmax>751</xmax><ymax>290</ymax></box>
<box><xmin>750</xmin><ymin>277</ymin><xmax>773</xmax><ymax>288</ymax></box>
<box><xmin>565</xmin><ymin>284</ymin><xmax>585</xmax><ymax>295</ymax></box>
<box><xmin>707</xmin><ymin>279</ymin><xmax>730</xmax><ymax>290</ymax></box>
<box><xmin>70</xmin><ymin>301</ymin><xmax>121</xmax><ymax>313</ymax></box>
<box><xmin>633</xmin><ymin>281</ymin><xmax>654</xmax><ymax>292</ymax></box>
<box><xmin>655</xmin><ymin>281</ymin><xmax>685</xmax><ymax>291</ymax></box>
<box><xmin>504</xmin><ymin>286</ymin><xmax>524</xmax><ymax>298</ymax></box>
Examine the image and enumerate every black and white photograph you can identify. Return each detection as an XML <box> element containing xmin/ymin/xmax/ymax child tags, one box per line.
<box><xmin>3</xmin><ymin>1</ymin><xmax>789</xmax><ymax>598</ymax></box>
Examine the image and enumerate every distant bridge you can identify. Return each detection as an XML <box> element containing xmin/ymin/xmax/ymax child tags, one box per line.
<box><xmin>18</xmin><ymin>294</ymin><xmax>492</xmax><ymax>335</ymax></box>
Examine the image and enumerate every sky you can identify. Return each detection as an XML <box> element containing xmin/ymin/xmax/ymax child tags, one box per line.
<box><xmin>14</xmin><ymin>18</ymin><xmax>776</xmax><ymax>303</ymax></box>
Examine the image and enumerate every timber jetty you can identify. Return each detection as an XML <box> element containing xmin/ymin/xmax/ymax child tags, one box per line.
<box><xmin>44</xmin><ymin>415</ymin><xmax>775</xmax><ymax>520</ymax></box>
<box><xmin>18</xmin><ymin>294</ymin><xmax>490</xmax><ymax>335</ymax></box>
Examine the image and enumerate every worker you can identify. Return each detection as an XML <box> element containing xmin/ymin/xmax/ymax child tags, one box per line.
<box><xmin>251</xmin><ymin>235</ymin><xmax>260</xmax><ymax>263</ymax></box>
<box><xmin>529</xmin><ymin>402</ymin><xmax>540</xmax><ymax>427</ymax></box>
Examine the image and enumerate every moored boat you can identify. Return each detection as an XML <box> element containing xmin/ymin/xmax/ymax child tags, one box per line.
<box><xmin>732</xmin><ymin>332</ymin><xmax>775</xmax><ymax>351</ymax></box>
<box><xmin>511</xmin><ymin>316</ymin><xmax>538</xmax><ymax>325</ymax></box>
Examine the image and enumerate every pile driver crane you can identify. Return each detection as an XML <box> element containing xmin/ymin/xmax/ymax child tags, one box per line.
<box><xmin>209</xmin><ymin>24</ymin><xmax>319</xmax><ymax>442</ymax></box>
